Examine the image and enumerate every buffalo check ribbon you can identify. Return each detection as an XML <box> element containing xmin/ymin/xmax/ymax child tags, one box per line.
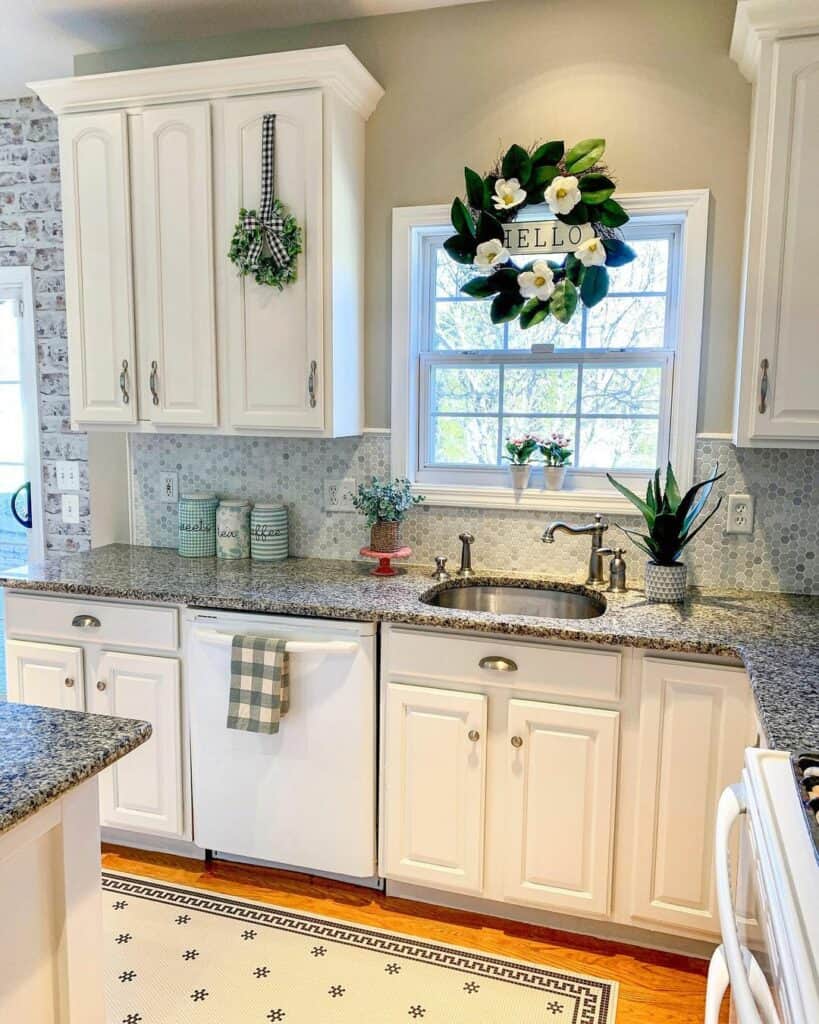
<box><xmin>243</xmin><ymin>114</ymin><xmax>289</xmax><ymax>270</ymax></box>
<box><xmin>227</xmin><ymin>635</ymin><xmax>290</xmax><ymax>735</ymax></box>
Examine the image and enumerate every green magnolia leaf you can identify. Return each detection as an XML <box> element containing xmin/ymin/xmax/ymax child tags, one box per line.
<box><xmin>563</xmin><ymin>252</ymin><xmax>583</xmax><ymax>285</ymax></box>
<box><xmin>451</xmin><ymin>197</ymin><xmax>475</xmax><ymax>238</ymax></box>
<box><xmin>556</xmin><ymin>202</ymin><xmax>590</xmax><ymax>226</ymax></box>
<box><xmin>606</xmin><ymin>472</ymin><xmax>655</xmax><ymax>524</ymax></box>
<box><xmin>501</xmin><ymin>144</ymin><xmax>532</xmax><ymax>186</ymax></box>
<box><xmin>550</xmin><ymin>279</ymin><xmax>578</xmax><ymax>324</ymax></box>
<box><xmin>579</xmin><ymin>173</ymin><xmax>615</xmax><ymax>205</ymax></box>
<box><xmin>476</xmin><ymin>210</ymin><xmax>505</xmax><ymax>244</ymax></box>
<box><xmin>490</xmin><ymin>290</ymin><xmax>526</xmax><ymax>324</ymax></box>
<box><xmin>598</xmin><ymin>198</ymin><xmax>629</xmax><ymax>228</ymax></box>
<box><xmin>564</xmin><ymin>138</ymin><xmax>606</xmax><ymax>174</ymax></box>
<box><xmin>461</xmin><ymin>275</ymin><xmax>502</xmax><ymax>298</ymax></box>
<box><xmin>464</xmin><ymin>166</ymin><xmax>489</xmax><ymax>211</ymax></box>
<box><xmin>665</xmin><ymin>462</ymin><xmax>682</xmax><ymax>511</ymax></box>
<box><xmin>530</xmin><ymin>164</ymin><xmax>559</xmax><ymax>190</ymax></box>
<box><xmin>531</xmin><ymin>140</ymin><xmax>564</xmax><ymax>167</ymax></box>
<box><xmin>520</xmin><ymin>298</ymin><xmax>551</xmax><ymax>329</ymax></box>
<box><xmin>580</xmin><ymin>265</ymin><xmax>609</xmax><ymax>307</ymax></box>
<box><xmin>442</xmin><ymin>233</ymin><xmax>476</xmax><ymax>265</ymax></box>
<box><xmin>601</xmin><ymin>238</ymin><xmax>636</xmax><ymax>266</ymax></box>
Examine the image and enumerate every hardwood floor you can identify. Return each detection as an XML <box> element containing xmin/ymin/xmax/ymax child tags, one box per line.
<box><xmin>101</xmin><ymin>845</ymin><xmax>725</xmax><ymax>1023</ymax></box>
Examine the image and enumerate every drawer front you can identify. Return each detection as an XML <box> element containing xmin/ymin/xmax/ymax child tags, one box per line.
<box><xmin>385</xmin><ymin>627</ymin><xmax>621</xmax><ymax>702</ymax></box>
<box><xmin>5</xmin><ymin>593</ymin><xmax>178</xmax><ymax>652</ymax></box>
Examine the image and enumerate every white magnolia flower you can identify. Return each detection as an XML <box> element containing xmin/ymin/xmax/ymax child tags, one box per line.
<box><xmin>543</xmin><ymin>175</ymin><xmax>581</xmax><ymax>215</ymax></box>
<box><xmin>474</xmin><ymin>238</ymin><xmax>510</xmax><ymax>270</ymax></box>
<box><xmin>575</xmin><ymin>236</ymin><xmax>607</xmax><ymax>267</ymax></box>
<box><xmin>492</xmin><ymin>177</ymin><xmax>527</xmax><ymax>211</ymax></box>
<box><xmin>517</xmin><ymin>260</ymin><xmax>555</xmax><ymax>301</ymax></box>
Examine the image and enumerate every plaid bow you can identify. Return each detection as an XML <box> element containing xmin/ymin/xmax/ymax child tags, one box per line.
<box><xmin>242</xmin><ymin>113</ymin><xmax>289</xmax><ymax>270</ymax></box>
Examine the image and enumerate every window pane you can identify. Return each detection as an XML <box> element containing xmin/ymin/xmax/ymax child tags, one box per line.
<box><xmin>431</xmin><ymin>365</ymin><xmax>499</xmax><ymax>413</ymax></box>
<box><xmin>435</xmin><ymin>248</ymin><xmax>480</xmax><ymax>298</ymax></box>
<box><xmin>507</xmin><ymin>311</ymin><xmax>582</xmax><ymax>350</ymax></box>
<box><xmin>434</xmin><ymin>299</ymin><xmax>505</xmax><ymax>351</ymax></box>
<box><xmin>578</xmin><ymin>417</ymin><xmax>659</xmax><ymax>469</ymax></box>
<box><xmin>608</xmin><ymin>237</ymin><xmax>669</xmax><ymax>293</ymax></box>
<box><xmin>0</xmin><ymin>383</ymin><xmax>24</xmax><ymax>463</ymax></box>
<box><xmin>431</xmin><ymin>416</ymin><xmax>498</xmax><ymax>465</ymax></box>
<box><xmin>581</xmin><ymin>365</ymin><xmax>662</xmax><ymax>415</ymax></box>
<box><xmin>0</xmin><ymin>301</ymin><xmax>21</xmax><ymax>381</ymax></box>
<box><xmin>503</xmin><ymin>365</ymin><xmax>578</xmax><ymax>414</ymax></box>
<box><xmin>586</xmin><ymin>296</ymin><xmax>666</xmax><ymax>349</ymax></box>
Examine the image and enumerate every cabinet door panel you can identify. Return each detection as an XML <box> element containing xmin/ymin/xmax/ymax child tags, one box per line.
<box><xmin>383</xmin><ymin>683</ymin><xmax>486</xmax><ymax>893</ymax></box>
<box><xmin>631</xmin><ymin>658</ymin><xmax>754</xmax><ymax>936</ymax></box>
<box><xmin>60</xmin><ymin>111</ymin><xmax>136</xmax><ymax>424</ymax></box>
<box><xmin>92</xmin><ymin>651</ymin><xmax>182</xmax><ymax>837</ymax></box>
<box><xmin>504</xmin><ymin>699</ymin><xmax>619</xmax><ymax>916</ymax></box>
<box><xmin>135</xmin><ymin>103</ymin><xmax>217</xmax><ymax>426</ymax></box>
<box><xmin>216</xmin><ymin>91</ymin><xmax>324</xmax><ymax>431</ymax></box>
<box><xmin>5</xmin><ymin>640</ymin><xmax>84</xmax><ymax>711</ymax></box>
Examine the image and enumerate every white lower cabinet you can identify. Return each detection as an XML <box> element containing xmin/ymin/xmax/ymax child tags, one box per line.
<box><xmin>90</xmin><ymin>650</ymin><xmax>183</xmax><ymax>837</ymax></box>
<box><xmin>383</xmin><ymin>682</ymin><xmax>487</xmax><ymax>893</ymax></box>
<box><xmin>503</xmin><ymin>700</ymin><xmax>619</xmax><ymax>916</ymax></box>
<box><xmin>5</xmin><ymin>639</ymin><xmax>85</xmax><ymax>711</ymax></box>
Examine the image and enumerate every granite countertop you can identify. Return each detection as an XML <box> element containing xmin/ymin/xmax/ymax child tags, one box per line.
<box><xmin>1</xmin><ymin>543</ymin><xmax>817</xmax><ymax>754</ymax></box>
<box><xmin>0</xmin><ymin>702</ymin><xmax>151</xmax><ymax>834</ymax></box>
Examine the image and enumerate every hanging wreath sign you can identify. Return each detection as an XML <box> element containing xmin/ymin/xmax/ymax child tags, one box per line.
<box><xmin>228</xmin><ymin>114</ymin><xmax>302</xmax><ymax>290</ymax></box>
<box><xmin>444</xmin><ymin>138</ymin><xmax>636</xmax><ymax>328</ymax></box>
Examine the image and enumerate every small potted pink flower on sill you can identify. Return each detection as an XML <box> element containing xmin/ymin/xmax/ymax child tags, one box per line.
<box><xmin>539</xmin><ymin>432</ymin><xmax>572</xmax><ymax>490</ymax></box>
<box><xmin>503</xmin><ymin>434</ymin><xmax>539</xmax><ymax>491</ymax></box>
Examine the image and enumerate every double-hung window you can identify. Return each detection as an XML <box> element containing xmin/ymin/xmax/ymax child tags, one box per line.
<box><xmin>392</xmin><ymin>193</ymin><xmax>708</xmax><ymax>510</ymax></box>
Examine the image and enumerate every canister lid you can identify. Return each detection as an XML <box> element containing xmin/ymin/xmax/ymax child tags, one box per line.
<box><xmin>252</xmin><ymin>503</ymin><xmax>286</xmax><ymax>512</ymax></box>
<box><xmin>181</xmin><ymin>492</ymin><xmax>217</xmax><ymax>501</ymax></box>
<box><xmin>219</xmin><ymin>499</ymin><xmax>250</xmax><ymax>508</ymax></box>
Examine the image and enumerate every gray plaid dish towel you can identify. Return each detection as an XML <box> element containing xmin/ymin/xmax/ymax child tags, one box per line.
<box><xmin>226</xmin><ymin>635</ymin><xmax>290</xmax><ymax>734</ymax></box>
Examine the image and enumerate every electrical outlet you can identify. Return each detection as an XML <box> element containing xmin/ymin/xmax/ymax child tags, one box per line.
<box><xmin>61</xmin><ymin>493</ymin><xmax>80</xmax><ymax>524</ymax></box>
<box><xmin>324</xmin><ymin>478</ymin><xmax>356</xmax><ymax>512</ymax></box>
<box><xmin>726</xmin><ymin>493</ymin><xmax>755</xmax><ymax>535</ymax></box>
<box><xmin>160</xmin><ymin>472</ymin><xmax>179</xmax><ymax>503</ymax></box>
<box><xmin>56</xmin><ymin>460</ymin><xmax>79</xmax><ymax>492</ymax></box>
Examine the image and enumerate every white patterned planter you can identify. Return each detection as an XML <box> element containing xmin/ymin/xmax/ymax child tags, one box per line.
<box><xmin>508</xmin><ymin>464</ymin><xmax>532</xmax><ymax>491</ymax></box>
<box><xmin>645</xmin><ymin>561</ymin><xmax>687</xmax><ymax>603</ymax></box>
<box><xmin>543</xmin><ymin>466</ymin><xmax>567</xmax><ymax>491</ymax></box>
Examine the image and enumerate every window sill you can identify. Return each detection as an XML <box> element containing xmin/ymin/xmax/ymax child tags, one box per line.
<box><xmin>411</xmin><ymin>483</ymin><xmax>636</xmax><ymax>515</ymax></box>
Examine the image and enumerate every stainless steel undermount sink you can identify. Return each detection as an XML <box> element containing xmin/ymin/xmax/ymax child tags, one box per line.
<box><xmin>421</xmin><ymin>582</ymin><xmax>605</xmax><ymax>619</ymax></box>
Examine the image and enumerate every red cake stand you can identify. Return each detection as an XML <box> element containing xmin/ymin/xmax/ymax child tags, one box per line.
<box><xmin>359</xmin><ymin>545</ymin><xmax>412</xmax><ymax>577</ymax></box>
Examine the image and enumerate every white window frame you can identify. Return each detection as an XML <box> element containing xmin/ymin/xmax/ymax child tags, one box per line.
<box><xmin>391</xmin><ymin>190</ymin><xmax>710</xmax><ymax>513</ymax></box>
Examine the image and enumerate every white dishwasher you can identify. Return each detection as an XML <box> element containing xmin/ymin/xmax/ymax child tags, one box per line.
<box><xmin>185</xmin><ymin>609</ymin><xmax>378</xmax><ymax>881</ymax></box>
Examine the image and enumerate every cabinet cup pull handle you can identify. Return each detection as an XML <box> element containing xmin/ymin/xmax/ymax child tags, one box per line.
<box><xmin>119</xmin><ymin>359</ymin><xmax>130</xmax><ymax>405</ymax></box>
<box><xmin>308</xmin><ymin>360</ymin><xmax>318</xmax><ymax>408</ymax></box>
<box><xmin>511</xmin><ymin>735</ymin><xmax>523</xmax><ymax>748</ymax></box>
<box><xmin>479</xmin><ymin>655</ymin><xmax>518</xmax><ymax>672</ymax></box>
<box><xmin>64</xmin><ymin>677</ymin><xmax>74</xmax><ymax>688</ymax></box>
<box><xmin>759</xmin><ymin>358</ymin><xmax>769</xmax><ymax>414</ymax></box>
<box><xmin>72</xmin><ymin>614</ymin><xmax>101</xmax><ymax>628</ymax></box>
<box><xmin>149</xmin><ymin>360</ymin><xmax>160</xmax><ymax>406</ymax></box>
<box><xmin>468</xmin><ymin>729</ymin><xmax>480</xmax><ymax>742</ymax></box>
<box><xmin>96</xmin><ymin>680</ymin><xmax>107</xmax><ymax>692</ymax></box>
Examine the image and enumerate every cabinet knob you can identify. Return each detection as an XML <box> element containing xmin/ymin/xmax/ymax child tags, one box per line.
<box><xmin>64</xmin><ymin>677</ymin><xmax>74</xmax><ymax>688</ymax></box>
<box><xmin>468</xmin><ymin>729</ymin><xmax>480</xmax><ymax>742</ymax></box>
<box><xmin>479</xmin><ymin>655</ymin><xmax>517</xmax><ymax>672</ymax></box>
<box><xmin>96</xmin><ymin>680</ymin><xmax>107</xmax><ymax>692</ymax></box>
<box><xmin>511</xmin><ymin>735</ymin><xmax>523</xmax><ymax>748</ymax></box>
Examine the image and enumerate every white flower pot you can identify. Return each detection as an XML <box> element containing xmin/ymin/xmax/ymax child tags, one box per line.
<box><xmin>644</xmin><ymin>561</ymin><xmax>687</xmax><ymax>603</ymax></box>
<box><xmin>543</xmin><ymin>466</ymin><xmax>567</xmax><ymax>491</ymax></box>
<box><xmin>508</xmin><ymin>464</ymin><xmax>532</xmax><ymax>491</ymax></box>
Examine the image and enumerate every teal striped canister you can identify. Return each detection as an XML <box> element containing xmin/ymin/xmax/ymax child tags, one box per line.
<box><xmin>178</xmin><ymin>493</ymin><xmax>218</xmax><ymax>557</ymax></box>
<box><xmin>251</xmin><ymin>504</ymin><xmax>289</xmax><ymax>561</ymax></box>
<box><xmin>216</xmin><ymin>499</ymin><xmax>251</xmax><ymax>559</ymax></box>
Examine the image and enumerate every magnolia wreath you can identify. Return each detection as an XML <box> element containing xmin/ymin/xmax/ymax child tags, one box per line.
<box><xmin>444</xmin><ymin>138</ymin><xmax>636</xmax><ymax>328</ymax></box>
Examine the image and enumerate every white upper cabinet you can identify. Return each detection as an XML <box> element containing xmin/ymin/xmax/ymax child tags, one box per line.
<box><xmin>60</xmin><ymin>111</ymin><xmax>136</xmax><ymax>425</ymax></box>
<box><xmin>731</xmin><ymin>3</ymin><xmax>819</xmax><ymax>446</ymax></box>
<box><xmin>30</xmin><ymin>47</ymin><xmax>383</xmax><ymax>436</ymax></box>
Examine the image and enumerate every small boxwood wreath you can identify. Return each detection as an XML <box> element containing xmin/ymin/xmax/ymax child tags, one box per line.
<box><xmin>228</xmin><ymin>200</ymin><xmax>302</xmax><ymax>290</ymax></box>
<box><xmin>444</xmin><ymin>138</ymin><xmax>636</xmax><ymax>328</ymax></box>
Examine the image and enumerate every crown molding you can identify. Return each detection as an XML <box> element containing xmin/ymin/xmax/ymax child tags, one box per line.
<box><xmin>28</xmin><ymin>45</ymin><xmax>384</xmax><ymax>119</ymax></box>
<box><xmin>731</xmin><ymin>0</ymin><xmax>819</xmax><ymax>81</ymax></box>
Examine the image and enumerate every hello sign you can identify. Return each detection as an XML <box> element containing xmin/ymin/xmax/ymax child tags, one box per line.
<box><xmin>503</xmin><ymin>220</ymin><xmax>595</xmax><ymax>256</ymax></box>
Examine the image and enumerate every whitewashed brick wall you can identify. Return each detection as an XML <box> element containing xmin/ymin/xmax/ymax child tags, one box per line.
<box><xmin>0</xmin><ymin>95</ymin><xmax>89</xmax><ymax>556</ymax></box>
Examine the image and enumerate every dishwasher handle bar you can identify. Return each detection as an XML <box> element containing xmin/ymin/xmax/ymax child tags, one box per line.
<box><xmin>191</xmin><ymin>627</ymin><xmax>359</xmax><ymax>655</ymax></box>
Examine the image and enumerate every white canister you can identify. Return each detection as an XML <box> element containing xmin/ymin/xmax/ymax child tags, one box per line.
<box><xmin>251</xmin><ymin>504</ymin><xmax>289</xmax><ymax>561</ymax></box>
<box><xmin>216</xmin><ymin>499</ymin><xmax>251</xmax><ymax>559</ymax></box>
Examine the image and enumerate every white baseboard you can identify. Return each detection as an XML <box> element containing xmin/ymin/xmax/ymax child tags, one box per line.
<box><xmin>101</xmin><ymin>827</ymin><xmax>207</xmax><ymax>861</ymax></box>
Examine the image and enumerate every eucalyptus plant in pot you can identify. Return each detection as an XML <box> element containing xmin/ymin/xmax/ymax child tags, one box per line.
<box><xmin>607</xmin><ymin>463</ymin><xmax>725</xmax><ymax>602</ymax></box>
<box><xmin>352</xmin><ymin>477</ymin><xmax>425</xmax><ymax>553</ymax></box>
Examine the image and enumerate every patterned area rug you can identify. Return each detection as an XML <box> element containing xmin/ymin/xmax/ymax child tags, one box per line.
<box><xmin>103</xmin><ymin>872</ymin><xmax>618</xmax><ymax>1024</ymax></box>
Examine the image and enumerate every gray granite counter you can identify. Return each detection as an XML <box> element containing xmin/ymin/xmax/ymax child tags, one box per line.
<box><xmin>1</xmin><ymin>544</ymin><xmax>817</xmax><ymax>753</ymax></box>
<box><xmin>0</xmin><ymin>702</ymin><xmax>151</xmax><ymax>834</ymax></box>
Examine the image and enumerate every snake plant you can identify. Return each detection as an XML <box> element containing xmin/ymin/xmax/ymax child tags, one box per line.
<box><xmin>606</xmin><ymin>463</ymin><xmax>725</xmax><ymax>566</ymax></box>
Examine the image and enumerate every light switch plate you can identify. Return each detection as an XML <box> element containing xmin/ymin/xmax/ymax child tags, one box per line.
<box><xmin>160</xmin><ymin>472</ymin><xmax>179</xmax><ymax>503</ymax></box>
<box><xmin>61</xmin><ymin>493</ymin><xmax>80</xmax><ymax>524</ymax></box>
<box><xmin>56</xmin><ymin>460</ymin><xmax>79</xmax><ymax>492</ymax></box>
<box><xmin>725</xmin><ymin>493</ymin><xmax>755</xmax><ymax>535</ymax></box>
<box><xmin>324</xmin><ymin>478</ymin><xmax>356</xmax><ymax>512</ymax></box>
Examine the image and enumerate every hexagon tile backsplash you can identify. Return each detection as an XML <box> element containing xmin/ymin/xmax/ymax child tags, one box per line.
<box><xmin>128</xmin><ymin>433</ymin><xmax>817</xmax><ymax>595</ymax></box>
